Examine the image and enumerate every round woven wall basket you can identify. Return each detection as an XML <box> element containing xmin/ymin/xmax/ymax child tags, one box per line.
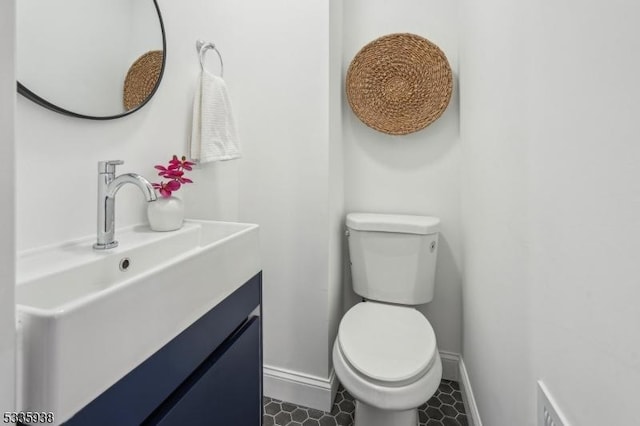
<box><xmin>346</xmin><ymin>33</ymin><xmax>453</xmax><ymax>135</ymax></box>
<box><xmin>123</xmin><ymin>50</ymin><xmax>164</xmax><ymax>111</ymax></box>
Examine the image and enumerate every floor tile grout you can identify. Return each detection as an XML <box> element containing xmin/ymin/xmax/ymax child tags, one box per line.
<box><xmin>263</xmin><ymin>379</ymin><xmax>468</xmax><ymax>426</ymax></box>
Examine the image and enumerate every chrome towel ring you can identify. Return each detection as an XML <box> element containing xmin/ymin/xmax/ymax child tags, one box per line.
<box><xmin>196</xmin><ymin>40</ymin><xmax>224</xmax><ymax>77</ymax></box>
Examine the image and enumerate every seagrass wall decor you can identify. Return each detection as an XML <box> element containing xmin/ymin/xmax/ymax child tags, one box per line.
<box><xmin>346</xmin><ymin>33</ymin><xmax>453</xmax><ymax>135</ymax></box>
<box><xmin>123</xmin><ymin>50</ymin><xmax>164</xmax><ymax>111</ymax></box>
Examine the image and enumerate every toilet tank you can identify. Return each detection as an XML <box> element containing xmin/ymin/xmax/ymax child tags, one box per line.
<box><xmin>346</xmin><ymin>213</ymin><xmax>440</xmax><ymax>305</ymax></box>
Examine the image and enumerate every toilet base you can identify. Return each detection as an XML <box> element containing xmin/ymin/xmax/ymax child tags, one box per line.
<box><xmin>354</xmin><ymin>400</ymin><xmax>418</xmax><ymax>426</ymax></box>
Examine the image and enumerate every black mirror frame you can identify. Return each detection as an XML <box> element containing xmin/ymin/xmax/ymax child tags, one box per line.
<box><xmin>16</xmin><ymin>0</ymin><xmax>167</xmax><ymax>121</ymax></box>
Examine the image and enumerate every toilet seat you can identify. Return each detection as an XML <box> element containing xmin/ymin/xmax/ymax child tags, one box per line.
<box><xmin>337</xmin><ymin>302</ymin><xmax>437</xmax><ymax>385</ymax></box>
<box><xmin>332</xmin><ymin>337</ymin><xmax>442</xmax><ymax>412</ymax></box>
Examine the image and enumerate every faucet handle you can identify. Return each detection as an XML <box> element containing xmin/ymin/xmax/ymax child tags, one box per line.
<box><xmin>98</xmin><ymin>160</ymin><xmax>124</xmax><ymax>174</ymax></box>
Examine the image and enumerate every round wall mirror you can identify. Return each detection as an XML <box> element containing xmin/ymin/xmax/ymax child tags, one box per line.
<box><xmin>16</xmin><ymin>0</ymin><xmax>166</xmax><ymax>120</ymax></box>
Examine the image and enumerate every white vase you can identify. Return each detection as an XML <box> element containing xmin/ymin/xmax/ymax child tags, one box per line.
<box><xmin>147</xmin><ymin>196</ymin><xmax>184</xmax><ymax>231</ymax></box>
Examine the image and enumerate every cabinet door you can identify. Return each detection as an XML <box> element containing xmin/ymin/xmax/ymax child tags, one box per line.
<box><xmin>65</xmin><ymin>274</ymin><xmax>262</xmax><ymax>426</ymax></box>
<box><xmin>147</xmin><ymin>316</ymin><xmax>261</xmax><ymax>426</ymax></box>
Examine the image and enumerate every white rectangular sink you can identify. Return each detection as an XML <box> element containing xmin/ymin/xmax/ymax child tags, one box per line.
<box><xmin>16</xmin><ymin>220</ymin><xmax>260</xmax><ymax>425</ymax></box>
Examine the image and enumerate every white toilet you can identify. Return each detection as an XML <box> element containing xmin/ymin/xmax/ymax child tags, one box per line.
<box><xmin>333</xmin><ymin>213</ymin><xmax>442</xmax><ymax>426</ymax></box>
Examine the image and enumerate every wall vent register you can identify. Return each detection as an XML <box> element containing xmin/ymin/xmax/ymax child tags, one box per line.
<box><xmin>537</xmin><ymin>381</ymin><xmax>569</xmax><ymax>426</ymax></box>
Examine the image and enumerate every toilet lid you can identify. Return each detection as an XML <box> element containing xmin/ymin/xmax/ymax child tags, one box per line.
<box><xmin>338</xmin><ymin>302</ymin><xmax>437</xmax><ymax>384</ymax></box>
<box><xmin>346</xmin><ymin>213</ymin><xmax>440</xmax><ymax>235</ymax></box>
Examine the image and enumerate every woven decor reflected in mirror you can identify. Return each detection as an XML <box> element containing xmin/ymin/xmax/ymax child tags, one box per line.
<box><xmin>346</xmin><ymin>33</ymin><xmax>453</xmax><ymax>135</ymax></box>
<box><xmin>16</xmin><ymin>0</ymin><xmax>166</xmax><ymax>120</ymax></box>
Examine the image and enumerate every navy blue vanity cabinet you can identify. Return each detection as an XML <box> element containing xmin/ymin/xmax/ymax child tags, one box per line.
<box><xmin>147</xmin><ymin>317</ymin><xmax>260</xmax><ymax>425</ymax></box>
<box><xmin>63</xmin><ymin>273</ymin><xmax>263</xmax><ymax>426</ymax></box>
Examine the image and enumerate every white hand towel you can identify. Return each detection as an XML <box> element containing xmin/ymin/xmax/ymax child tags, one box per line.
<box><xmin>190</xmin><ymin>70</ymin><xmax>241</xmax><ymax>163</ymax></box>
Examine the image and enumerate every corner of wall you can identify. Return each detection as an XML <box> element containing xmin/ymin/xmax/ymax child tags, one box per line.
<box><xmin>326</xmin><ymin>0</ymin><xmax>346</xmax><ymax>375</ymax></box>
<box><xmin>458</xmin><ymin>357</ymin><xmax>483</xmax><ymax>426</ymax></box>
<box><xmin>0</xmin><ymin>0</ymin><xmax>16</xmax><ymax>414</ymax></box>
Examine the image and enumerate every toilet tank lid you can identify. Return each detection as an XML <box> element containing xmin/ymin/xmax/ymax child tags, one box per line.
<box><xmin>346</xmin><ymin>213</ymin><xmax>440</xmax><ymax>235</ymax></box>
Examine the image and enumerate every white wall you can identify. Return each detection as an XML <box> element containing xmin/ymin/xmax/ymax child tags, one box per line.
<box><xmin>342</xmin><ymin>0</ymin><xmax>463</xmax><ymax>354</ymax></box>
<box><xmin>327</xmin><ymin>0</ymin><xmax>345</xmax><ymax>372</ymax></box>
<box><xmin>16</xmin><ymin>0</ymin><xmax>342</xmax><ymax>410</ymax></box>
<box><xmin>227</xmin><ymin>0</ymin><xmax>340</xmax><ymax>382</ymax></box>
<box><xmin>197</xmin><ymin>1</ymin><xmax>344</xmax><ymax>407</ymax></box>
<box><xmin>529</xmin><ymin>0</ymin><xmax>640</xmax><ymax>424</ymax></box>
<box><xmin>0</xmin><ymin>0</ymin><xmax>16</xmax><ymax>414</ymax></box>
<box><xmin>460</xmin><ymin>0</ymin><xmax>640</xmax><ymax>424</ymax></box>
<box><xmin>459</xmin><ymin>0</ymin><xmax>533</xmax><ymax>422</ymax></box>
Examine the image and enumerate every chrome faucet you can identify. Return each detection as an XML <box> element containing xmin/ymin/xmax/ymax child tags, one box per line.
<box><xmin>94</xmin><ymin>160</ymin><xmax>157</xmax><ymax>250</ymax></box>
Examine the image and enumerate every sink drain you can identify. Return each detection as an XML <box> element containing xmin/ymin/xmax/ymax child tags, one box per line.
<box><xmin>119</xmin><ymin>257</ymin><xmax>131</xmax><ymax>271</ymax></box>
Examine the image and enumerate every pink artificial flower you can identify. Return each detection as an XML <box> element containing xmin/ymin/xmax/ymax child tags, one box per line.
<box><xmin>169</xmin><ymin>155</ymin><xmax>196</xmax><ymax>171</ymax></box>
<box><xmin>154</xmin><ymin>165</ymin><xmax>170</xmax><ymax>175</ymax></box>
<box><xmin>152</xmin><ymin>180</ymin><xmax>181</xmax><ymax>198</ymax></box>
<box><xmin>152</xmin><ymin>155</ymin><xmax>194</xmax><ymax>197</ymax></box>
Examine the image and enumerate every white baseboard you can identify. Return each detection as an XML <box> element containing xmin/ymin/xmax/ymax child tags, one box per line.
<box><xmin>263</xmin><ymin>365</ymin><xmax>338</xmax><ymax>412</ymax></box>
<box><xmin>458</xmin><ymin>357</ymin><xmax>483</xmax><ymax>426</ymax></box>
<box><xmin>439</xmin><ymin>351</ymin><xmax>461</xmax><ymax>381</ymax></box>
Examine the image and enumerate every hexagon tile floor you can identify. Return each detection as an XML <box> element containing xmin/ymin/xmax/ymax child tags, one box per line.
<box><xmin>263</xmin><ymin>379</ymin><xmax>468</xmax><ymax>426</ymax></box>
